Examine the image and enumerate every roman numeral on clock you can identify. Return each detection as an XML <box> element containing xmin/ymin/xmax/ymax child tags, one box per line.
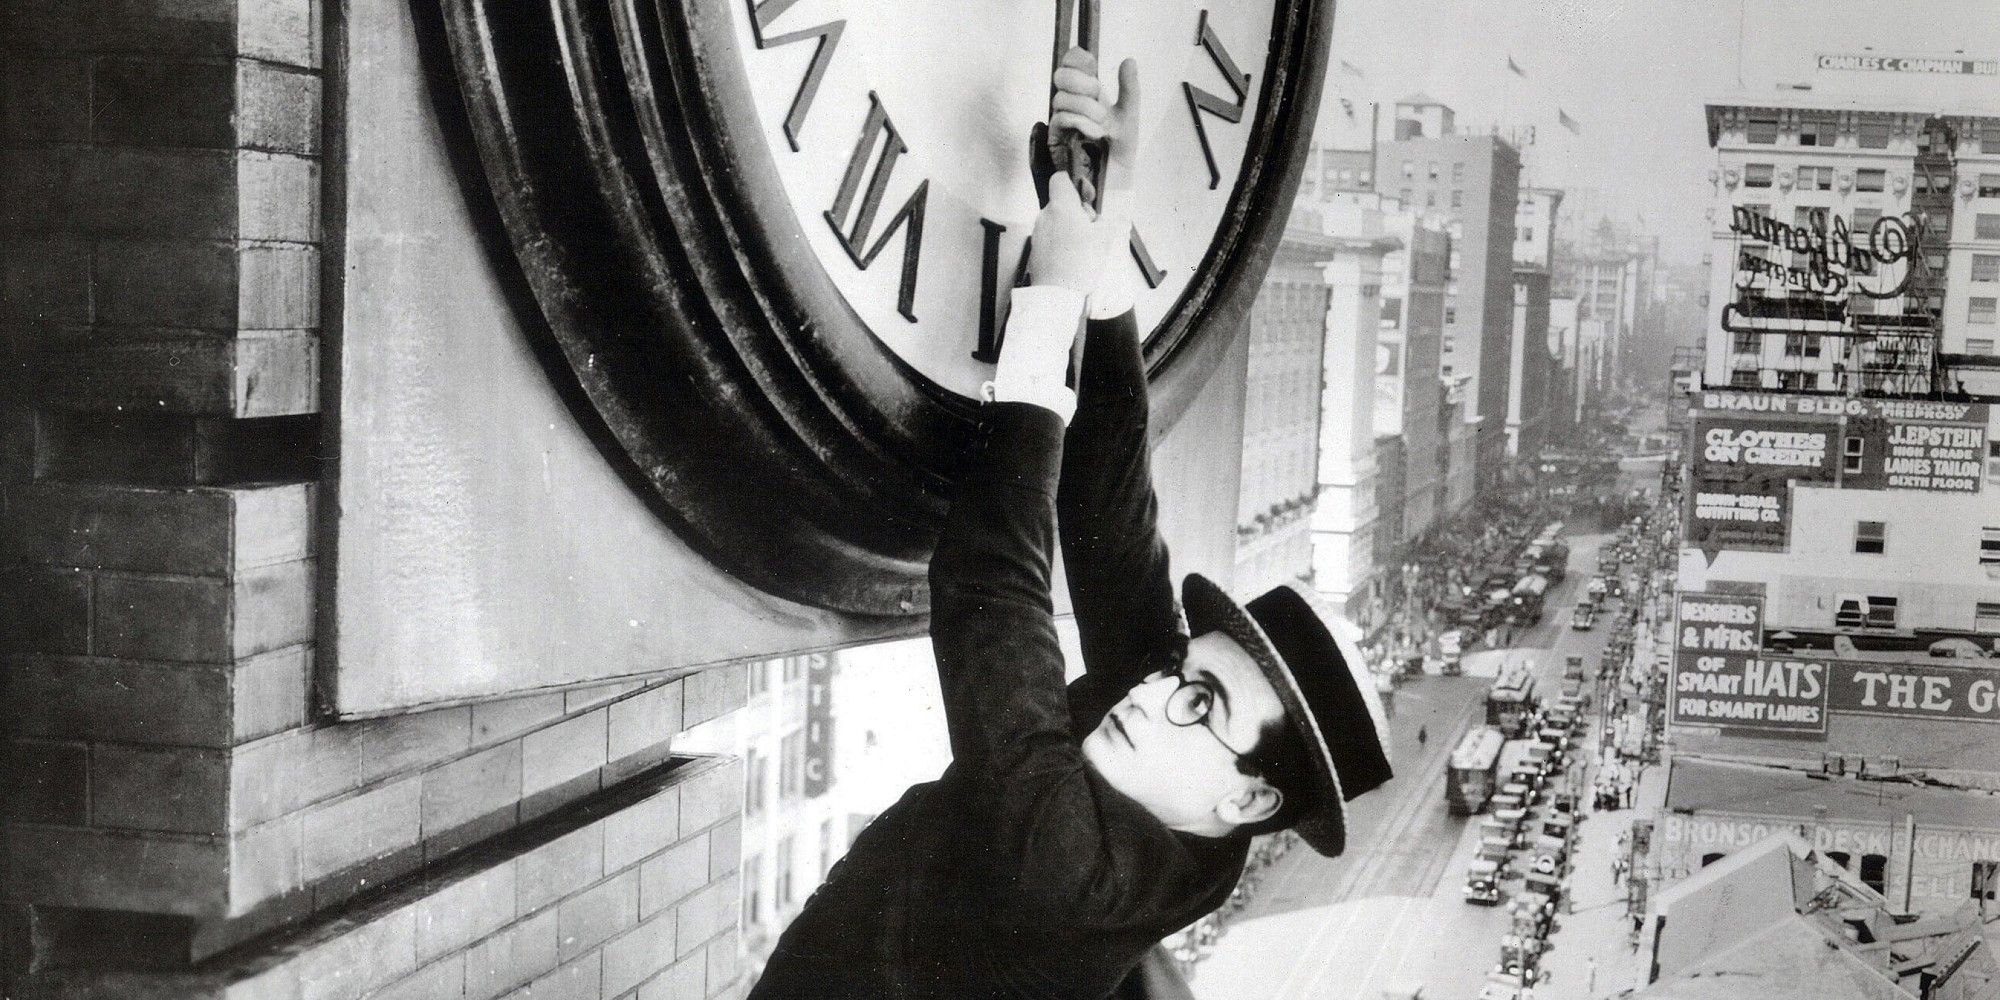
<box><xmin>745</xmin><ymin>0</ymin><xmax>845</xmax><ymax>151</ymax></box>
<box><xmin>973</xmin><ymin>218</ymin><xmax>1034</xmax><ymax>362</ymax></box>
<box><xmin>1129</xmin><ymin>228</ymin><xmax>1167</xmax><ymax>289</ymax></box>
<box><xmin>1183</xmin><ymin>9</ymin><xmax>1252</xmax><ymax>190</ymax></box>
<box><xmin>824</xmin><ymin>93</ymin><xmax>930</xmax><ymax>322</ymax></box>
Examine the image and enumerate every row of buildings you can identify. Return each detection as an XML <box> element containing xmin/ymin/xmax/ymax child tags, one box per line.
<box><xmin>1642</xmin><ymin>48</ymin><xmax>2000</xmax><ymax>998</ymax></box>
<box><xmin>1283</xmin><ymin>97</ymin><xmax>1663</xmax><ymax>630</ymax></box>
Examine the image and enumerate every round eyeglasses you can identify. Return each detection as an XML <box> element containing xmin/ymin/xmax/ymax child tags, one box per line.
<box><xmin>1161</xmin><ymin>667</ymin><xmax>1253</xmax><ymax>760</ymax></box>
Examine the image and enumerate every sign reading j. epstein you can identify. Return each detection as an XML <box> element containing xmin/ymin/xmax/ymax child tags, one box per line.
<box><xmin>1839</xmin><ymin>399</ymin><xmax>1988</xmax><ymax>494</ymax></box>
<box><xmin>1672</xmin><ymin>593</ymin><xmax>1829</xmax><ymax>735</ymax></box>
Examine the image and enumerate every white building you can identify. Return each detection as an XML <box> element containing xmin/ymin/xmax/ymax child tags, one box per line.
<box><xmin>1376</xmin><ymin>207</ymin><xmax>1453</xmax><ymax>546</ymax></box>
<box><xmin>678</xmin><ymin>654</ymin><xmax>860</xmax><ymax>973</ymax></box>
<box><xmin>1548</xmin><ymin>296</ymin><xmax>1582</xmax><ymax>426</ymax></box>
<box><xmin>1235</xmin><ymin>215</ymin><xmax>1338</xmax><ymax>597</ymax></box>
<box><xmin>1311</xmin><ymin>197</ymin><xmax>1401</xmax><ymax>614</ymax></box>
<box><xmin>1702</xmin><ymin>93</ymin><xmax>2000</xmax><ymax>395</ymax></box>
<box><xmin>1515</xmin><ymin>187</ymin><xmax>1564</xmax><ymax>270</ymax></box>
<box><xmin>1677</xmin><ymin>399</ymin><xmax>2000</xmax><ymax>640</ymax></box>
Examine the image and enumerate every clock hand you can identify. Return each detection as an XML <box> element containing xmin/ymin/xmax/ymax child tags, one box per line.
<box><xmin>1048</xmin><ymin>0</ymin><xmax>1106</xmax><ymax>210</ymax></box>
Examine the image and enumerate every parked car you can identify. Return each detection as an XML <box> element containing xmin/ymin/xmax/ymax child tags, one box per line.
<box><xmin>1572</xmin><ymin>602</ymin><xmax>1597</xmax><ymax>630</ymax></box>
<box><xmin>1464</xmin><ymin>859</ymin><xmax>1504</xmax><ymax>905</ymax></box>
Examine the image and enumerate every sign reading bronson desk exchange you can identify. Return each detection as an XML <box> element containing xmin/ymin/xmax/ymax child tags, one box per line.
<box><xmin>422</xmin><ymin>0</ymin><xmax>1332</xmax><ymax>615</ymax></box>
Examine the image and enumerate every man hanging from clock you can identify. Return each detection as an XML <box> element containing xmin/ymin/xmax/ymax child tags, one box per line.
<box><xmin>747</xmin><ymin>49</ymin><xmax>1394</xmax><ymax>1000</ymax></box>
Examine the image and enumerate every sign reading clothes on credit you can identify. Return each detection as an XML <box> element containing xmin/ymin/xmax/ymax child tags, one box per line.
<box><xmin>1688</xmin><ymin>409</ymin><xmax>1836</xmax><ymax>552</ymax></box>
<box><xmin>1672</xmin><ymin>593</ymin><xmax>1829</xmax><ymax>734</ymax></box>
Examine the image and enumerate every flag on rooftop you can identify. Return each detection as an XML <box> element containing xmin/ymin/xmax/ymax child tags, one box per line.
<box><xmin>1559</xmin><ymin>109</ymin><xmax>1582</xmax><ymax>134</ymax></box>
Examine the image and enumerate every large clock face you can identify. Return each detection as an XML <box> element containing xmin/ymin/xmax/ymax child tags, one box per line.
<box><xmin>723</xmin><ymin>1</ymin><xmax>1275</xmax><ymax>395</ymax></box>
<box><xmin>422</xmin><ymin>0</ymin><xmax>1331</xmax><ymax>614</ymax></box>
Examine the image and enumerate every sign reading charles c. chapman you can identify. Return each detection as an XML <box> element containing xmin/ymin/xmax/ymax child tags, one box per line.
<box><xmin>1818</xmin><ymin>52</ymin><xmax>2000</xmax><ymax>76</ymax></box>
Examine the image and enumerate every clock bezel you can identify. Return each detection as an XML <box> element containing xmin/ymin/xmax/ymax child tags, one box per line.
<box><xmin>420</xmin><ymin>0</ymin><xmax>1333</xmax><ymax>615</ymax></box>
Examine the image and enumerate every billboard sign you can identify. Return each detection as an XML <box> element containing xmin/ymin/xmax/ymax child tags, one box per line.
<box><xmin>1836</xmin><ymin>399</ymin><xmax>1987</xmax><ymax>494</ymax></box>
<box><xmin>803</xmin><ymin>653</ymin><xmax>834</xmax><ymax>798</ymax></box>
<box><xmin>1672</xmin><ymin>593</ymin><xmax>1829</xmax><ymax>734</ymax></box>
<box><xmin>1688</xmin><ymin>413</ymin><xmax>1836</xmax><ymax>553</ymax></box>
<box><xmin>1825</xmin><ymin>659</ymin><xmax>2000</xmax><ymax>724</ymax></box>
<box><xmin>1817</xmin><ymin>53</ymin><xmax>2000</xmax><ymax>76</ymax></box>
<box><xmin>1687</xmin><ymin>394</ymin><xmax>1989</xmax><ymax>559</ymax></box>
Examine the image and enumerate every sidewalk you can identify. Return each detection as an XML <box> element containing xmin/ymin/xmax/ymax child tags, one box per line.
<box><xmin>1533</xmin><ymin>752</ymin><xmax>1669</xmax><ymax>999</ymax></box>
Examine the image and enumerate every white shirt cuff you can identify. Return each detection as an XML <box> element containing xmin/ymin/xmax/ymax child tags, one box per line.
<box><xmin>989</xmin><ymin>287</ymin><xmax>1086</xmax><ymax>423</ymax></box>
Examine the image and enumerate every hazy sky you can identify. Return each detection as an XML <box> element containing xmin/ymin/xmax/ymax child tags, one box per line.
<box><xmin>1316</xmin><ymin>0</ymin><xmax>2000</xmax><ymax>265</ymax></box>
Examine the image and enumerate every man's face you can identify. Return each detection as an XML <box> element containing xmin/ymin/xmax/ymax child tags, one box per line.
<box><xmin>1081</xmin><ymin>631</ymin><xmax>1290</xmax><ymax>836</ymax></box>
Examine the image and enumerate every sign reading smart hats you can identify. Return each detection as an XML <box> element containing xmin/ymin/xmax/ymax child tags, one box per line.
<box><xmin>1671</xmin><ymin>593</ymin><xmax>1828</xmax><ymax>735</ymax></box>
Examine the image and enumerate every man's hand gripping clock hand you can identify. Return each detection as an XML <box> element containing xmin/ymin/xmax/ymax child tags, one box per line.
<box><xmin>1046</xmin><ymin>47</ymin><xmax>1141</xmax><ymax>320</ymax></box>
<box><xmin>988</xmin><ymin>52</ymin><xmax>1141</xmax><ymax>424</ymax></box>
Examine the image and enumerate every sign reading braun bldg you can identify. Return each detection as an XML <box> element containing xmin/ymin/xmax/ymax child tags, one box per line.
<box><xmin>1817</xmin><ymin>52</ymin><xmax>2000</xmax><ymax>75</ymax></box>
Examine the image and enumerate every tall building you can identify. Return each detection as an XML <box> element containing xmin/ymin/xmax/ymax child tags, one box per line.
<box><xmin>1506</xmin><ymin>268</ymin><xmax>1555</xmax><ymax>458</ymax></box>
<box><xmin>1378</xmin><ymin>99</ymin><xmax>1524</xmax><ymax>493</ymax></box>
<box><xmin>1310</xmin><ymin>197</ymin><xmax>1401</xmax><ymax>618</ymax></box>
<box><xmin>1304</xmin><ymin>145</ymin><xmax>1379</xmax><ymax>199</ymax></box>
<box><xmin>1235</xmin><ymin>218</ymin><xmax>1336</xmax><ymax>597</ymax></box>
<box><xmin>1507</xmin><ymin>187</ymin><xmax>1565</xmax><ymax>458</ymax></box>
<box><xmin>1703</xmin><ymin>95</ymin><xmax>2000</xmax><ymax>396</ymax></box>
<box><xmin>1663</xmin><ymin>66</ymin><xmax>2000</xmax><ymax>924</ymax></box>
<box><xmin>1376</xmin><ymin>210</ymin><xmax>1454</xmax><ymax>545</ymax></box>
<box><xmin>680</xmin><ymin>655</ymin><xmax>854</xmax><ymax>978</ymax></box>
<box><xmin>1441</xmin><ymin>374</ymin><xmax>1478</xmax><ymax>514</ymax></box>
<box><xmin>1547</xmin><ymin>295</ymin><xmax>1583</xmax><ymax>431</ymax></box>
<box><xmin>1556</xmin><ymin>223</ymin><xmax>1648</xmax><ymax>418</ymax></box>
<box><xmin>1514</xmin><ymin>186</ymin><xmax>1564</xmax><ymax>271</ymax></box>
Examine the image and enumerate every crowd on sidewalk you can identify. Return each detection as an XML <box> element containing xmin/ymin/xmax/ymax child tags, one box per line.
<box><xmin>1350</xmin><ymin>463</ymin><xmax>1641</xmax><ymax>681</ymax></box>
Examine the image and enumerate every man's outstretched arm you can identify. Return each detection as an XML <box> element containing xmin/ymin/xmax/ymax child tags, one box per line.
<box><xmin>1059</xmin><ymin>312</ymin><xmax>1180</xmax><ymax>695</ymax></box>
<box><xmin>1042</xmin><ymin>49</ymin><xmax>1182</xmax><ymax>694</ymax></box>
<box><xmin>930</xmin><ymin>178</ymin><xmax>1111</xmax><ymax>774</ymax></box>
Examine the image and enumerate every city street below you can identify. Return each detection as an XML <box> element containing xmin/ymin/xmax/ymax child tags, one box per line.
<box><xmin>1193</xmin><ymin>516</ymin><xmax>1668</xmax><ymax>1000</ymax></box>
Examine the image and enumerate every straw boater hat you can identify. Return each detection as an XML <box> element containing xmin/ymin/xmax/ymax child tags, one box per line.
<box><xmin>1181</xmin><ymin>574</ymin><xmax>1394</xmax><ymax>857</ymax></box>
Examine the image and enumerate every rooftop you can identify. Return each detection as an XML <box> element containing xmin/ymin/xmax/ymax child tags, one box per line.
<box><xmin>1705</xmin><ymin>90</ymin><xmax>2000</xmax><ymax>120</ymax></box>
<box><xmin>1704</xmin><ymin>91</ymin><xmax>2000</xmax><ymax>147</ymax></box>
<box><xmin>1635</xmin><ymin>916</ymin><xmax>1915</xmax><ymax>1000</ymax></box>
<box><xmin>1666</xmin><ymin>758</ymin><xmax>2000</xmax><ymax>829</ymax></box>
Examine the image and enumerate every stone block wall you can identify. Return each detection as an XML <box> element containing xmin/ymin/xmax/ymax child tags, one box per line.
<box><xmin>13</xmin><ymin>757</ymin><xmax>744</xmax><ymax>1000</ymax></box>
<box><xmin>0</xmin><ymin>2</ymin><xmax>749</xmax><ymax>996</ymax></box>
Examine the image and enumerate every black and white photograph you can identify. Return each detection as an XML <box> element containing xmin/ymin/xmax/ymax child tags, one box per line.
<box><xmin>3</xmin><ymin>0</ymin><xmax>1999</xmax><ymax>998</ymax></box>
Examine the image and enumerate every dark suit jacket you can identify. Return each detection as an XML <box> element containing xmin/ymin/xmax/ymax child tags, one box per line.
<box><xmin>747</xmin><ymin>313</ymin><xmax>1249</xmax><ymax>1000</ymax></box>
